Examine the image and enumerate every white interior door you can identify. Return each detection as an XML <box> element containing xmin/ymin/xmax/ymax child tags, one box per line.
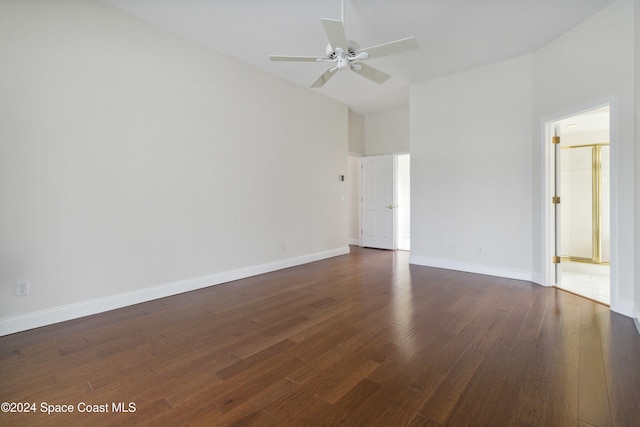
<box><xmin>361</xmin><ymin>155</ymin><xmax>396</xmax><ymax>250</ymax></box>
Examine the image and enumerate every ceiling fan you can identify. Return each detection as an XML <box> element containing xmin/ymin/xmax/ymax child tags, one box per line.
<box><xmin>269</xmin><ymin>0</ymin><xmax>418</xmax><ymax>88</ymax></box>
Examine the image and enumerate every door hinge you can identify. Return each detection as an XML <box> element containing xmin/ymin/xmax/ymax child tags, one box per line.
<box><xmin>552</xmin><ymin>136</ymin><xmax>560</xmax><ymax>145</ymax></box>
<box><xmin>553</xmin><ymin>256</ymin><xmax>561</xmax><ymax>264</ymax></box>
<box><xmin>552</xmin><ymin>196</ymin><xmax>561</xmax><ymax>204</ymax></box>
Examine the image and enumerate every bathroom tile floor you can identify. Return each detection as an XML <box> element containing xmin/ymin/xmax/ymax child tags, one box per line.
<box><xmin>559</xmin><ymin>263</ymin><xmax>610</xmax><ymax>305</ymax></box>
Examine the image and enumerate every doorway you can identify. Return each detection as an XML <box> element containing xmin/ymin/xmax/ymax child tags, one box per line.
<box><xmin>360</xmin><ymin>153</ymin><xmax>410</xmax><ymax>251</ymax></box>
<box><xmin>396</xmin><ymin>153</ymin><xmax>410</xmax><ymax>251</ymax></box>
<box><xmin>550</xmin><ymin>106</ymin><xmax>610</xmax><ymax>304</ymax></box>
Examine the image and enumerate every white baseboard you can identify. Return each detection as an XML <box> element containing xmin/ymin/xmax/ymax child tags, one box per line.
<box><xmin>632</xmin><ymin>304</ymin><xmax>640</xmax><ymax>336</ymax></box>
<box><xmin>530</xmin><ymin>272</ymin><xmax>547</xmax><ymax>286</ymax></box>
<box><xmin>408</xmin><ymin>255</ymin><xmax>533</xmax><ymax>282</ymax></box>
<box><xmin>348</xmin><ymin>238</ymin><xmax>361</xmax><ymax>246</ymax></box>
<box><xmin>609</xmin><ymin>303</ymin><xmax>640</xmax><ymax>336</ymax></box>
<box><xmin>610</xmin><ymin>299</ymin><xmax>635</xmax><ymax>318</ymax></box>
<box><xmin>0</xmin><ymin>246</ymin><xmax>350</xmax><ymax>336</ymax></box>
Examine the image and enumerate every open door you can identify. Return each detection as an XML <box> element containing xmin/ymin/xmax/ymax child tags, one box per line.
<box><xmin>361</xmin><ymin>154</ymin><xmax>395</xmax><ymax>249</ymax></box>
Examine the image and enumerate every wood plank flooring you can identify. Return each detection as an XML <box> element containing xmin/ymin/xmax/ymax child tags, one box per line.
<box><xmin>1</xmin><ymin>247</ymin><xmax>639</xmax><ymax>426</ymax></box>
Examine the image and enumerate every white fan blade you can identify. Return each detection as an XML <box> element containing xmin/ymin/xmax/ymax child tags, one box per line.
<box><xmin>350</xmin><ymin>62</ymin><xmax>390</xmax><ymax>84</ymax></box>
<box><xmin>310</xmin><ymin>68</ymin><xmax>336</xmax><ymax>88</ymax></box>
<box><xmin>350</xmin><ymin>52</ymin><xmax>369</xmax><ymax>61</ymax></box>
<box><xmin>321</xmin><ymin>18</ymin><xmax>347</xmax><ymax>50</ymax></box>
<box><xmin>358</xmin><ymin>37</ymin><xmax>418</xmax><ymax>59</ymax></box>
<box><xmin>270</xmin><ymin>55</ymin><xmax>321</xmax><ymax>62</ymax></box>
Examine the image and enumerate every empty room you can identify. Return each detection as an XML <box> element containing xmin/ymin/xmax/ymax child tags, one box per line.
<box><xmin>1</xmin><ymin>0</ymin><xmax>639</xmax><ymax>425</ymax></box>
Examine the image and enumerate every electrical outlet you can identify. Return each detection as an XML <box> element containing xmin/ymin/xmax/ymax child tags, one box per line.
<box><xmin>448</xmin><ymin>243</ymin><xmax>456</xmax><ymax>252</ymax></box>
<box><xmin>479</xmin><ymin>247</ymin><xmax>485</xmax><ymax>255</ymax></box>
<box><xmin>16</xmin><ymin>281</ymin><xmax>29</xmax><ymax>297</ymax></box>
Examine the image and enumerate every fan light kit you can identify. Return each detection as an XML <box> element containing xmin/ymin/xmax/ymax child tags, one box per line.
<box><xmin>269</xmin><ymin>0</ymin><xmax>418</xmax><ymax>88</ymax></box>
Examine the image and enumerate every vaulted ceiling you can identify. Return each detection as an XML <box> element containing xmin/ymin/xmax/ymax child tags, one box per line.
<box><xmin>100</xmin><ymin>0</ymin><xmax>616</xmax><ymax>116</ymax></box>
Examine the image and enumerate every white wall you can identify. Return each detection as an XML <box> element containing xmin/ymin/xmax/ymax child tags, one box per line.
<box><xmin>0</xmin><ymin>0</ymin><xmax>349</xmax><ymax>334</ymax></box>
<box><xmin>365</xmin><ymin>107</ymin><xmax>410</xmax><ymax>156</ymax></box>
<box><xmin>349</xmin><ymin>110</ymin><xmax>365</xmax><ymax>155</ymax></box>
<box><xmin>410</xmin><ymin>55</ymin><xmax>534</xmax><ymax>280</ymax></box>
<box><xmin>532</xmin><ymin>0</ymin><xmax>635</xmax><ymax>316</ymax></box>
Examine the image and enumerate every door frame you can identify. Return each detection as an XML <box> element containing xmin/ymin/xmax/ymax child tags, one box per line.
<box><xmin>347</xmin><ymin>153</ymin><xmax>363</xmax><ymax>246</ymax></box>
<box><xmin>542</xmin><ymin>100</ymin><xmax>616</xmax><ymax>302</ymax></box>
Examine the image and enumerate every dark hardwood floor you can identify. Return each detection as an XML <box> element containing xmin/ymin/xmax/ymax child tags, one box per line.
<box><xmin>1</xmin><ymin>247</ymin><xmax>639</xmax><ymax>426</ymax></box>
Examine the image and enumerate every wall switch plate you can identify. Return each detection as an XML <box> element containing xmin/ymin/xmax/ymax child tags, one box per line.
<box><xmin>16</xmin><ymin>281</ymin><xmax>29</xmax><ymax>296</ymax></box>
